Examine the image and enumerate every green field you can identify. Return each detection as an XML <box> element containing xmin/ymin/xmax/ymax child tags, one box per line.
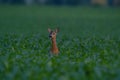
<box><xmin>0</xmin><ymin>6</ymin><xmax>120</xmax><ymax>37</ymax></box>
<box><xmin>0</xmin><ymin>6</ymin><xmax>120</xmax><ymax>80</ymax></box>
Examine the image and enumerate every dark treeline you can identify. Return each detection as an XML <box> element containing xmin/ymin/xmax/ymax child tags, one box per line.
<box><xmin>0</xmin><ymin>0</ymin><xmax>24</xmax><ymax>4</ymax></box>
<box><xmin>0</xmin><ymin>0</ymin><xmax>91</xmax><ymax>5</ymax></box>
<box><xmin>0</xmin><ymin>0</ymin><xmax>120</xmax><ymax>6</ymax></box>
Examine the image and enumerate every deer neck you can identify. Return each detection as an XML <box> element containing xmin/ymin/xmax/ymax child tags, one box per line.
<box><xmin>51</xmin><ymin>38</ymin><xmax>59</xmax><ymax>54</ymax></box>
<box><xmin>51</xmin><ymin>38</ymin><xmax>58</xmax><ymax>49</ymax></box>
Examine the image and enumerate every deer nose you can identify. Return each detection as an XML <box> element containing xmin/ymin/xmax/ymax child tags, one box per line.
<box><xmin>49</xmin><ymin>35</ymin><xmax>52</xmax><ymax>38</ymax></box>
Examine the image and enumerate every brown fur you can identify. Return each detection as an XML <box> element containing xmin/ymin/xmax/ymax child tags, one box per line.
<box><xmin>48</xmin><ymin>28</ymin><xmax>59</xmax><ymax>55</ymax></box>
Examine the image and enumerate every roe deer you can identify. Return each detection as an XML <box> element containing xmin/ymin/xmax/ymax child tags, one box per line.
<box><xmin>48</xmin><ymin>28</ymin><xmax>59</xmax><ymax>55</ymax></box>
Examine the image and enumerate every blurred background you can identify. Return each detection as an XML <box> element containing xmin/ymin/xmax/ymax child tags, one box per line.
<box><xmin>0</xmin><ymin>0</ymin><xmax>120</xmax><ymax>37</ymax></box>
<box><xmin>0</xmin><ymin>0</ymin><xmax>120</xmax><ymax>6</ymax></box>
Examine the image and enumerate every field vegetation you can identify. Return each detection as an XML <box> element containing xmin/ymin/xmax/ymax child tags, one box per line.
<box><xmin>0</xmin><ymin>5</ymin><xmax>120</xmax><ymax>80</ymax></box>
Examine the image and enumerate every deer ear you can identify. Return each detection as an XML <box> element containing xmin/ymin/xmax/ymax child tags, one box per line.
<box><xmin>48</xmin><ymin>28</ymin><xmax>51</xmax><ymax>33</ymax></box>
<box><xmin>55</xmin><ymin>28</ymin><xmax>59</xmax><ymax>33</ymax></box>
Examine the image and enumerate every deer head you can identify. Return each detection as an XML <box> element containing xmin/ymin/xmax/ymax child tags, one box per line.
<box><xmin>48</xmin><ymin>28</ymin><xmax>59</xmax><ymax>40</ymax></box>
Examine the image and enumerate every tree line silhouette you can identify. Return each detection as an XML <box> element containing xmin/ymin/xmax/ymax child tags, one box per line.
<box><xmin>0</xmin><ymin>0</ymin><xmax>119</xmax><ymax>6</ymax></box>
